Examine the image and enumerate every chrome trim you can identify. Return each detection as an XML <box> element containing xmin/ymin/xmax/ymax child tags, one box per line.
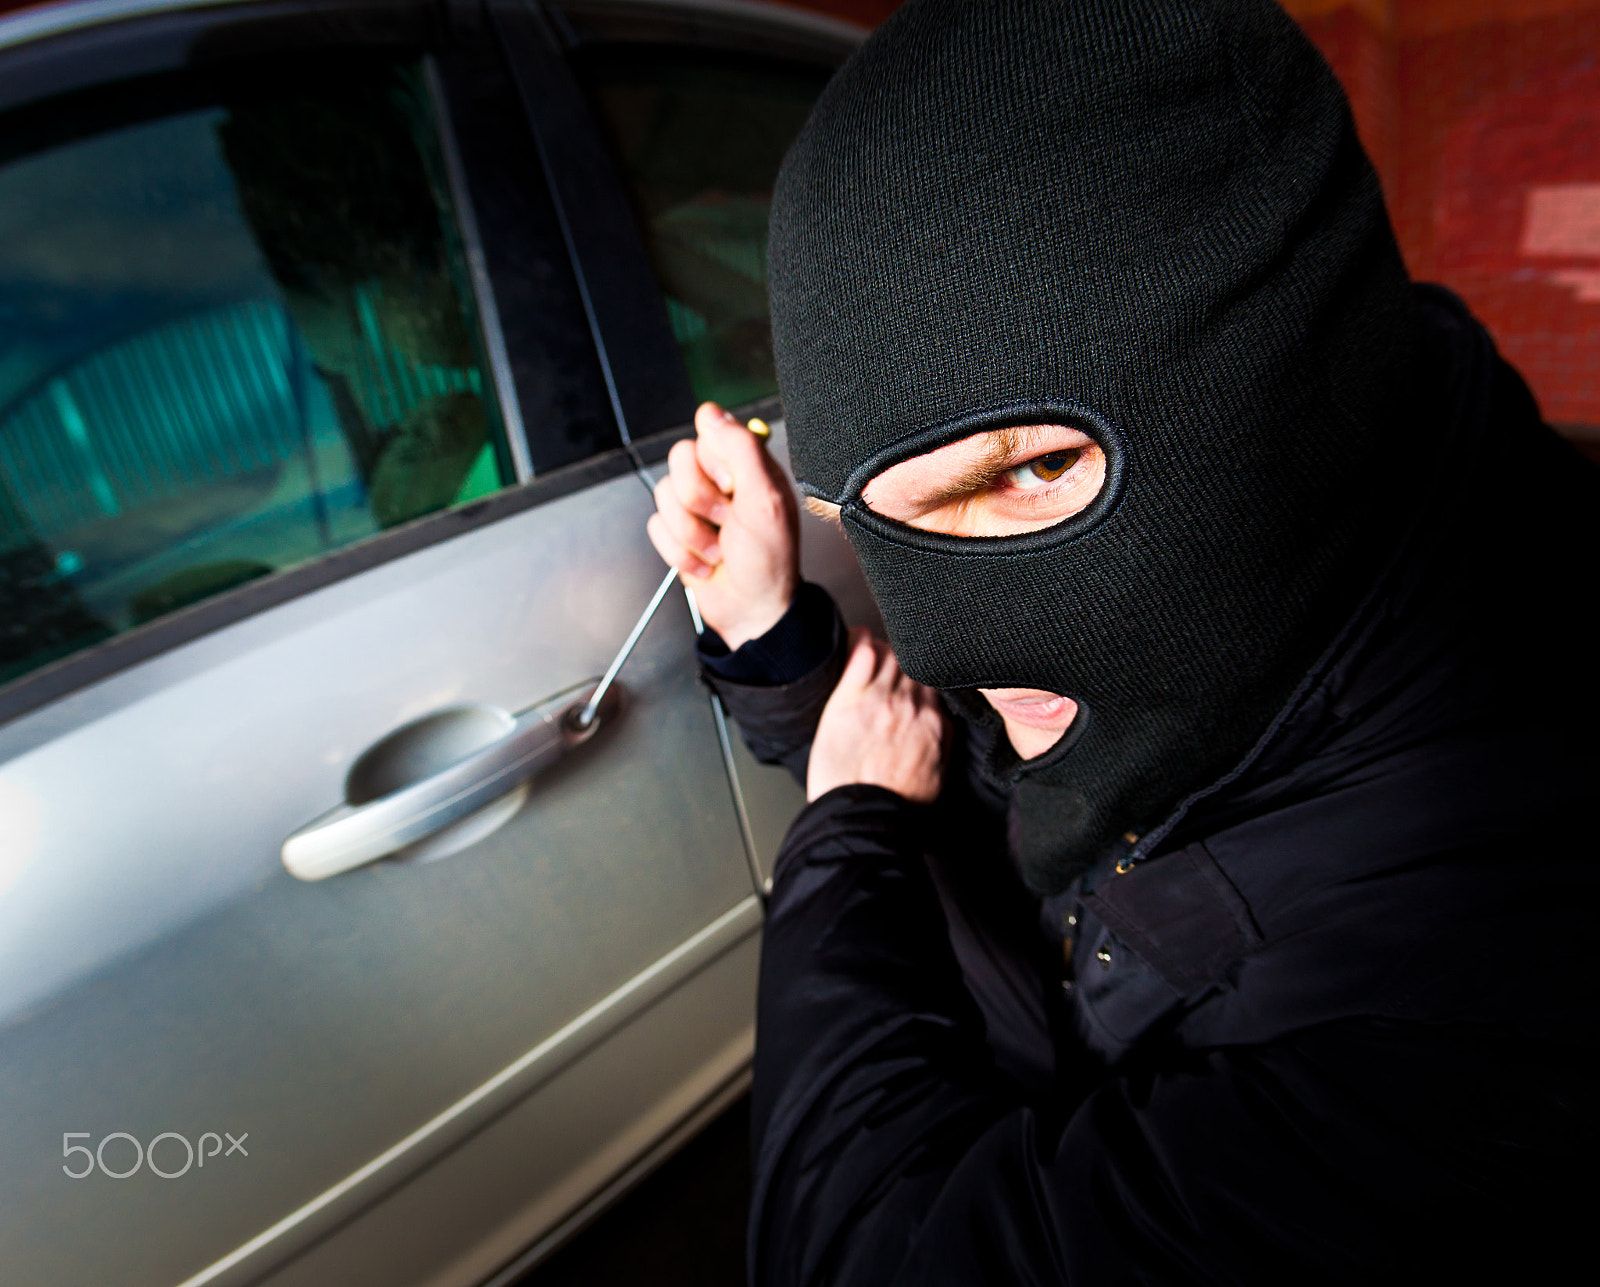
<box><xmin>281</xmin><ymin>690</ymin><xmax>590</xmax><ymax>881</ymax></box>
<box><xmin>0</xmin><ymin>0</ymin><xmax>252</xmax><ymax>53</ymax></box>
<box><xmin>169</xmin><ymin>894</ymin><xmax>765</xmax><ymax>1287</ymax></box>
<box><xmin>425</xmin><ymin>56</ymin><xmax>536</xmax><ymax>483</ymax></box>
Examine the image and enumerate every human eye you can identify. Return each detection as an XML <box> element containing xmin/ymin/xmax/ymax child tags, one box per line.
<box><xmin>860</xmin><ymin>423</ymin><xmax>1106</xmax><ymax>537</ymax></box>
<box><xmin>1002</xmin><ymin>448</ymin><xmax>1084</xmax><ymax>491</ymax></box>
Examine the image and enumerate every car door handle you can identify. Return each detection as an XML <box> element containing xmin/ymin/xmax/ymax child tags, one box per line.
<box><xmin>282</xmin><ymin>684</ymin><xmax>610</xmax><ymax>881</ymax></box>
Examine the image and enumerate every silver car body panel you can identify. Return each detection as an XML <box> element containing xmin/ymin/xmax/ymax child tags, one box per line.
<box><xmin>259</xmin><ymin>929</ymin><xmax>762</xmax><ymax>1287</ymax></box>
<box><xmin>189</xmin><ymin>902</ymin><xmax>763</xmax><ymax>1287</ymax></box>
<box><xmin>0</xmin><ymin>1</ymin><xmax>871</xmax><ymax>1283</ymax></box>
<box><xmin>0</xmin><ymin>472</ymin><xmax>758</xmax><ymax>1286</ymax></box>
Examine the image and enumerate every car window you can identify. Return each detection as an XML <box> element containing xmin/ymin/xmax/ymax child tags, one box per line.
<box><xmin>574</xmin><ymin>46</ymin><xmax>833</xmax><ymax>410</ymax></box>
<box><xmin>0</xmin><ymin>60</ymin><xmax>515</xmax><ymax>687</ymax></box>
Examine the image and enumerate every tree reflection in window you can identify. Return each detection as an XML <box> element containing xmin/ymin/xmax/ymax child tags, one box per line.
<box><xmin>0</xmin><ymin>61</ymin><xmax>510</xmax><ymax>686</ymax></box>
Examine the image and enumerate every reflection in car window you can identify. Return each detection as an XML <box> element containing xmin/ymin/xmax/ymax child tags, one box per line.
<box><xmin>0</xmin><ymin>62</ymin><xmax>511</xmax><ymax>687</ymax></box>
<box><xmin>576</xmin><ymin>47</ymin><xmax>832</xmax><ymax>409</ymax></box>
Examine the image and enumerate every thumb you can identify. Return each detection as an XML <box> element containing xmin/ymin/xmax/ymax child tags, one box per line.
<box><xmin>836</xmin><ymin>628</ymin><xmax>883</xmax><ymax>693</ymax></box>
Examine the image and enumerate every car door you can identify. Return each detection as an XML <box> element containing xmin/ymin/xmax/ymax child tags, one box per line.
<box><xmin>549</xmin><ymin>0</ymin><xmax>880</xmax><ymax>890</ymax></box>
<box><xmin>244</xmin><ymin>8</ymin><xmax>875</xmax><ymax>1283</ymax></box>
<box><xmin>0</xmin><ymin>3</ymin><xmax>763</xmax><ymax>1285</ymax></box>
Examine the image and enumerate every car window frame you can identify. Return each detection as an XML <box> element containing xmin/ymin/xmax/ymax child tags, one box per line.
<box><xmin>0</xmin><ymin>0</ymin><xmax>635</xmax><ymax>726</ymax></box>
<box><xmin>549</xmin><ymin>0</ymin><xmax>862</xmax><ymax>67</ymax></box>
<box><xmin>486</xmin><ymin>0</ymin><xmax>698</xmax><ymax>452</ymax></box>
<box><xmin>494</xmin><ymin>0</ymin><xmax>860</xmax><ymax>450</ymax></box>
<box><xmin>536</xmin><ymin>0</ymin><xmax>860</xmax><ymax>432</ymax></box>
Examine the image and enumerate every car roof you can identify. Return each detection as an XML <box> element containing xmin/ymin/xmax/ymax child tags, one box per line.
<box><xmin>0</xmin><ymin>0</ymin><xmax>865</xmax><ymax>57</ymax></box>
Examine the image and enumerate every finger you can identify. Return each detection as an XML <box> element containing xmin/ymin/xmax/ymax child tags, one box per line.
<box><xmin>862</xmin><ymin>631</ymin><xmax>899</xmax><ymax>680</ymax></box>
<box><xmin>870</xmin><ymin>640</ymin><xmax>907</xmax><ymax>692</ymax></box>
<box><xmin>844</xmin><ymin>629</ymin><xmax>880</xmax><ymax>683</ymax></box>
<box><xmin>696</xmin><ymin>404</ymin><xmax>782</xmax><ymax>507</ymax></box>
<box><xmin>692</xmin><ymin>404</ymin><xmax>737</xmax><ymax>493</ymax></box>
<box><xmin>647</xmin><ymin>513</ymin><xmax>714</xmax><ymax>580</ymax></box>
<box><xmin>654</xmin><ymin>476</ymin><xmax>722</xmax><ymax>563</ymax></box>
<box><xmin>667</xmin><ymin>437</ymin><xmax>728</xmax><ymax>522</ymax></box>
<box><xmin>694</xmin><ymin>401</ymin><xmax>730</xmax><ymax>443</ymax></box>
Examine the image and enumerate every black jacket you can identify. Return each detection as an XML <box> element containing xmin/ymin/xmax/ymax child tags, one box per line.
<box><xmin>707</xmin><ymin>289</ymin><xmax>1600</xmax><ymax>1285</ymax></box>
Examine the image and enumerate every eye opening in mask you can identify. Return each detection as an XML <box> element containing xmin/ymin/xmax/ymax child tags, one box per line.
<box><xmin>837</xmin><ymin>404</ymin><xmax>1126</xmax><ymax>558</ymax></box>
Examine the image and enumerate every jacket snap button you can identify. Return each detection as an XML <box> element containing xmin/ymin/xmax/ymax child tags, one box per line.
<box><xmin>1095</xmin><ymin>944</ymin><xmax>1113</xmax><ymax>969</ymax></box>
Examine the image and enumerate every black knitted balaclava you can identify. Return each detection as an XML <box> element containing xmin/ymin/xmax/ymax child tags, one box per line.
<box><xmin>768</xmin><ymin>0</ymin><xmax>1420</xmax><ymax>894</ymax></box>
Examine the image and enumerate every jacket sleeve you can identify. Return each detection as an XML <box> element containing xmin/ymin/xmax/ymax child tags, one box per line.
<box><xmin>750</xmin><ymin>786</ymin><xmax>1546</xmax><ymax>1287</ymax></box>
<box><xmin>700</xmin><ymin>582</ymin><xmax>847</xmax><ymax>784</ymax></box>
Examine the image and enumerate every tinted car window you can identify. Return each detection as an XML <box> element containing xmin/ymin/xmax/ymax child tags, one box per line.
<box><xmin>0</xmin><ymin>60</ymin><xmax>511</xmax><ymax>686</ymax></box>
<box><xmin>575</xmin><ymin>47</ymin><xmax>832</xmax><ymax>409</ymax></box>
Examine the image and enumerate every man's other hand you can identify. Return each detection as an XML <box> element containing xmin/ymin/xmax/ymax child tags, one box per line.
<box><xmin>808</xmin><ymin>629</ymin><xmax>947</xmax><ymax>805</ymax></box>
<box><xmin>648</xmin><ymin>402</ymin><xmax>800</xmax><ymax>649</ymax></box>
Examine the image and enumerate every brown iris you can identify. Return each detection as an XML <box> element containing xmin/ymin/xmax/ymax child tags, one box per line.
<box><xmin>1025</xmin><ymin>448</ymin><xmax>1080</xmax><ymax>482</ymax></box>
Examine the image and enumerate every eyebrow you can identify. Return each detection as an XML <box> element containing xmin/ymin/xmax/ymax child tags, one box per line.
<box><xmin>912</xmin><ymin>427</ymin><xmax>1025</xmax><ymax>511</ymax></box>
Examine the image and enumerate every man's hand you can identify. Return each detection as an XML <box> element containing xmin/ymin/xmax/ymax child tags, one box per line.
<box><xmin>808</xmin><ymin>629</ymin><xmax>948</xmax><ymax>804</ymax></box>
<box><xmin>647</xmin><ymin>402</ymin><xmax>800</xmax><ymax>649</ymax></box>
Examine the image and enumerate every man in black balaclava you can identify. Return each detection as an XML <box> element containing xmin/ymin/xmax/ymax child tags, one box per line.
<box><xmin>647</xmin><ymin>0</ymin><xmax>1600</xmax><ymax>1281</ymax></box>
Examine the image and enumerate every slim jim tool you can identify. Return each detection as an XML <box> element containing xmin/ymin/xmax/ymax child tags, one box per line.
<box><xmin>574</xmin><ymin>415</ymin><xmax>770</xmax><ymax>729</ymax></box>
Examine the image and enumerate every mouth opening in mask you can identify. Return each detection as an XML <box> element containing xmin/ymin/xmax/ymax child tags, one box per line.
<box><xmin>944</xmin><ymin>687</ymin><xmax>1097</xmax><ymax>779</ymax></box>
<box><xmin>978</xmin><ymin>687</ymin><xmax>1083</xmax><ymax>762</ymax></box>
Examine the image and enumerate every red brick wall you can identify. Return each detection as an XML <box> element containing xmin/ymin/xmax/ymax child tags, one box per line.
<box><xmin>795</xmin><ymin>0</ymin><xmax>1600</xmax><ymax>440</ymax></box>
<box><xmin>1390</xmin><ymin>3</ymin><xmax>1600</xmax><ymax>434</ymax></box>
<box><xmin>1291</xmin><ymin>0</ymin><xmax>1600</xmax><ymax>435</ymax></box>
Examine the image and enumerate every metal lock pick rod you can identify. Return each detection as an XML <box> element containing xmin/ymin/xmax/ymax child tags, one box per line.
<box><xmin>574</xmin><ymin>417</ymin><xmax>771</xmax><ymax>730</ymax></box>
<box><xmin>574</xmin><ymin>565</ymin><xmax>678</xmax><ymax>730</ymax></box>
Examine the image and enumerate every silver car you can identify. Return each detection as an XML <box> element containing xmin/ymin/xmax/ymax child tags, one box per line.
<box><xmin>0</xmin><ymin>1</ymin><xmax>873</xmax><ymax>1283</ymax></box>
